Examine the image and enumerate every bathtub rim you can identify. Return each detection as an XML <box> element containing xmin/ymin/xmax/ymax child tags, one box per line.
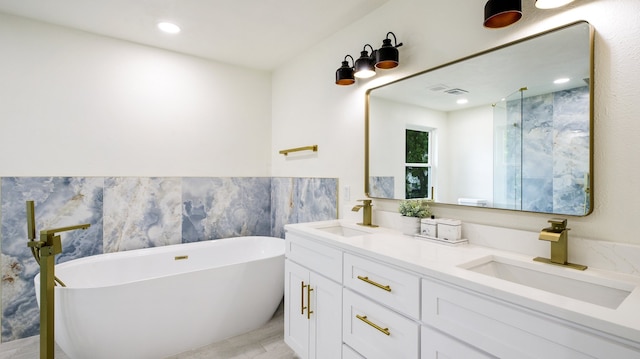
<box><xmin>35</xmin><ymin>236</ymin><xmax>284</xmax><ymax>289</ymax></box>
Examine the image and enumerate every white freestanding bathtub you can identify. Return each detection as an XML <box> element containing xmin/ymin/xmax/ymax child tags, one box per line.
<box><xmin>35</xmin><ymin>236</ymin><xmax>285</xmax><ymax>359</ymax></box>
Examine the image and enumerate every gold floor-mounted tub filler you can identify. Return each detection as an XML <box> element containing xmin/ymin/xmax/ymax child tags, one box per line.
<box><xmin>26</xmin><ymin>200</ymin><xmax>91</xmax><ymax>359</ymax></box>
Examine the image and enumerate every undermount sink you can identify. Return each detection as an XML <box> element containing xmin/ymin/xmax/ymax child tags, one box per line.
<box><xmin>314</xmin><ymin>223</ymin><xmax>375</xmax><ymax>237</ymax></box>
<box><xmin>460</xmin><ymin>255</ymin><xmax>635</xmax><ymax>309</ymax></box>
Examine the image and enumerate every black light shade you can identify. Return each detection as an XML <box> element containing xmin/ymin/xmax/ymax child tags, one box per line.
<box><xmin>355</xmin><ymin>44</ymin><xmax>376</xmax><ymax>79</ymax></box>
<box><xmin>483</xmin><ymin>0</ymin><xmax>522</xmax><ymax>29</ymax></box>
<box><xmin>375</xmin><ymin>32</ymin><xmax>403</xmax><ymax>69</ymax></box>
<box><xmin>335</xmin><ymin>55</ymin><xmax>355</xmax><ymax>86</ymax></box>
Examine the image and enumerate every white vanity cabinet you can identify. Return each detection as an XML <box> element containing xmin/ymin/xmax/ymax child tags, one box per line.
<box><xmin>421</xmin><ymin>278</ymin><xmax>640</xmax><ymax>359</ymax></box>
<box><xmin>284</xmin><ymin>233</ymin><xmax>342</xmax><ymax>359</ymax></box>
<box><xmin>284</xmin><ymin>222</ymin><xmax>640</xmax><ymax>359</ymax></box>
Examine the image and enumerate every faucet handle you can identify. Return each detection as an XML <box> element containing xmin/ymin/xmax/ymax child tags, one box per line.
<box><xmin>358</xmin><ymin>199</ymin><xmax>372</xmax><ymax>206</ymax></box>
<box><xmin>548</xmin><ymin>218</ymin><xmax>567</xmax><ymax>230</ymax></box>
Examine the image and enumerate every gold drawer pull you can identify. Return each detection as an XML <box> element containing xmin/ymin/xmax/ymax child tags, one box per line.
<box><xmin>307</xmin><ymin>285</ymin><xmax>314</xmax><ymax>319</ymax></box>
<box><xmin>357</xmin><ymin>275</ymin><xmax>391</xmax><ymax>292</ymax></box>
<box><xmin>301</xmin><ymin>282</ymin><xmax>307</xmax><ymax>315</ymax></box>
<box><xmin>356</xmin><ymin>314</ymin><xmax>390</xmax><ymax>336</ymax></box>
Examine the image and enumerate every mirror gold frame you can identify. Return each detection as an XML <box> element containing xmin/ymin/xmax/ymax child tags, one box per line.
<box><xmin>365</xmin><ymin>21</ymin><xmax>594</xmax><ymax>216</ymax></box>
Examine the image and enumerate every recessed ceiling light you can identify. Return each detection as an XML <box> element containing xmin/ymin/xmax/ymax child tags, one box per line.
<box><xmin>157</xmin><ymin>22</ymin><xmax>181</xmax><ymax>34</ymax></box>
<box><xmin>457</xmin><ymin>98</ymin><xmax>469</xmax><ymax>105</ymax></box>
<box><xmin>554</xmin><ymin>78</ymin><xmax>570</xmax><ymax>84</ymax></box>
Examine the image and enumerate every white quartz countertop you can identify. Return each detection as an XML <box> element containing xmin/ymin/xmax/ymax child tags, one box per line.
<box><xmin>285</xmin><ymin>220</ymin><xmax>640</xmax><ymax>344</ymax></box>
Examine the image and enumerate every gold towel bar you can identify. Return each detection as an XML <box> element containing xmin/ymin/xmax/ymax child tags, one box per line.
<box><xmin>279</xmin><ymin>145</ymin><xmax>318</xmax><ymax>156</ymax></box>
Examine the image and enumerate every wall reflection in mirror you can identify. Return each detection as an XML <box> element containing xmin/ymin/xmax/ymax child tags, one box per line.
<box><xmin>366</xmin><ymin>21</ymin><xmax>593</xmax><ymax>216</ymax></box>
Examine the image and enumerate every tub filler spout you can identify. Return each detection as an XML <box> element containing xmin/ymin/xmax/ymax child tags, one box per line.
<box><xmin>26</xmin><ymin>200</ymin><xmax>90</xmax><ymax>359</ymax></box>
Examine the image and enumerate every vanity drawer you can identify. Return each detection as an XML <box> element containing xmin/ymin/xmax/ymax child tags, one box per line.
<box><xmin>285</xmin><ymin>232</ymin><xmax>342</xmax><ymax>282</ymax></box>
<box><xmin>343</xmin><ymin>289</ymin><xmax>419</xmax><ymax>359</ymax></box>
<box><xmin>343</xmin><ymin>253</ymin><xmax>420</xmax><ymax>318</ymax></box>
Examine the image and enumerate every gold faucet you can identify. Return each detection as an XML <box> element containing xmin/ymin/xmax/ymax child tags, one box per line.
<box><xmin>352</xmin><ymin>199</ymin><xmax>378</xmax><ymax>227</ymax></box>
<box><xmin>533</xmin><ymin>218</ymin><xmax>587</xmax><ymax>270</ymax></box>
<box><xmin>26</xmin><ymin>201</ymin><xmax>91</xmax><ymax>359</ymax></box>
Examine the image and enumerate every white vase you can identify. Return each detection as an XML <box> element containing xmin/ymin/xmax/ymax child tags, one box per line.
<box><xmin>400</xmin><ymin>216</ymin><xmax>421</xmax><ymax>236</ymax></box>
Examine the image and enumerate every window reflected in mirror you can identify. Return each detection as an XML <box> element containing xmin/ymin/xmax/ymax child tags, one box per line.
<box><xmin>405</xmin><ymin>128</ymin><xmax>432</xmax><ymax>199</ymax></box>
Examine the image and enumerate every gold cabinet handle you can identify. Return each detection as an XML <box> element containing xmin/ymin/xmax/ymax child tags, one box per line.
<box><xmin>357</xmin><ymin>275</ymin><xmax>391</xmax><ymax>292</ymax></box>
<box><xmin>307</xmin><ymin>285</ymin><xmax>314</xmax><ymax>319</ymax></box>
<box><xmin>301</xmin><ymin>281</ymin><xmax>307</xmax><ymax>315</ymax></box>
<box><xmin>356</xmin><ymin>314</ymin><xmax>390</xmax><ymax>336</ymax></box>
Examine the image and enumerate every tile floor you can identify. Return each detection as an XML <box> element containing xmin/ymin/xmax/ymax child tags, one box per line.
<box><xmin>0</xmin><ymin>302</ymin><xmax>297</xmax><ymax>359</ymax></box>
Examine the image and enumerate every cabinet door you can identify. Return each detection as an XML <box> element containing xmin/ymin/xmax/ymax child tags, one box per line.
<box><xmin>421</xmin><ymin>325</ymin><xmax>496</xmax><ymax>359</ymax></box>
<box><xmin>285</xmin><ymin>260</ymin><xmax>310</xmax><ymax>359</ymax></box>
<box><xmin>309</xmin><ymin>272</ymin><xmax>342</xmax><ymax>359</ymax></box>
<box><xmin>285</xmin><ymin>260</ymin><xmax>343</xmax><ymax>359</ymax></box>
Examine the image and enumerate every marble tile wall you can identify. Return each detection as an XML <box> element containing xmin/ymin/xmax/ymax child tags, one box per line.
<box><xmin>368</xmin><ymin>176</ymin><xmax>394</xmax><ymax>199</ymax></box>
<box><xmin>0</xmin><ymin>176</ymin><xmax>337</xmax><ymax>342</ymax></box>
<box><xmin>503</xmin><ymin>86</ymin><xmax>589</xmax><ymax>215</ymax></box>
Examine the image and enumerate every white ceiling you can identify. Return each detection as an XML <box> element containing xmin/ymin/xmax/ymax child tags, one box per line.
<box><xmin>0</xmin><ymin>0</ymin><xmax>390</xmax><ymax>71</ymax></box>
<box><xmin>370</xmin><ymin>22</ymin><xmax>591</xmax><ymax>112</ymax></box>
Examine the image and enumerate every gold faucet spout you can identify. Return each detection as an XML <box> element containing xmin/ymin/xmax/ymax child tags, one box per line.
<box><xmin>40</xmin><ymin>223</ymin><xmax>90</xmax><ymax>235</ymax></box>
<box><xmin>533</xmin><ymin>218</ymin><xmax>586</xmax><ymax>270</ymax></box>
<box><xmin>539</xmin><ymin>230</ymin><xmax>562</xmax><ymax>242</ymax></box>
<box><xmin>353</xmin><ymin>199</ymin><xmax>377</xmax><ymax>227</ymax></box>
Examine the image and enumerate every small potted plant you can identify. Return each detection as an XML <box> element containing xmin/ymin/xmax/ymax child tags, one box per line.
<box><xmin>398</xmin><ymin>199</ymin><xmax>432</xmax><ymax>235</ymax></box>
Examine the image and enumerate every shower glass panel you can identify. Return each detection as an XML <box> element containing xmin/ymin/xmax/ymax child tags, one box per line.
<box><xmin>493</xmin><ymin>89</ymin><xmax>523</xmax><ymax>210</ymax></box>
<box><xmin>493</xmin><ymin>85</ymin><xmax>590</xmax><ymax>214</ymax></box>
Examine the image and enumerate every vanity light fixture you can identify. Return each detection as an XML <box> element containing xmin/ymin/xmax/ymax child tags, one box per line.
<box><xmin>375</xmin><ymin>32</ymin><xmax>403</xmax><ymax>69</ymax></box>
<box><xmin>335</xmin><ymin>32</ymin><xmax>403</xmax><ymax>86</ymax></box>
<box><xmin>535</xmin><ymin>0</ymin><xmax>575</xmax><ymax>9</ymax></box>
<box><xmin>335</xmin><ymin>55</ymin><xmax>356</xmax><ymax>85</ymax></box>
<box><xmin>483</xmin><ymin>0</ymin><xmax>522</xmax><ymax>28</ymax></box>
<box><xmin>157</xmin><ymin>21</ymin><xmax>181</xmax><ymax>34</ymax></box>
<box><xmin>355</xmin><ymin>44</ymin><xmax>377</xmax><ymax>79</ymax></box>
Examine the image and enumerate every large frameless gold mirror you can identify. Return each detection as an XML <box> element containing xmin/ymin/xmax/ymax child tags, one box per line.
<box><xmin>366</xmin><ymin>21</ymin><xmax>594</xmax><ymax>216</ymax></box>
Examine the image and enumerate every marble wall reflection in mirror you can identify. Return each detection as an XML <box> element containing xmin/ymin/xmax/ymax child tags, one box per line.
<box><xmin>366</xmin><ymin>21</ymin><xmax>593</xmax><ymax>216</ymax></box>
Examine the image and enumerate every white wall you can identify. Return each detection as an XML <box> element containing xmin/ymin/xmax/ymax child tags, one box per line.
<box><xmin>444</xmin><ymin>105</ymin><xmax>494</xmax><ymax>204</ymax></box>
<box><xmin>369</xmin><ymin>97</ymin><xmax>447</xmax><ymax>199</ymax></box>
<box><xmin>271</xmin><ymin>0</ymin><xmax>640</xmax><ymax>245</ymax></box>
<box><xmin>0</xmin><ymin>13</ymin><xmax>272</xmax><ymax>177</ymax></box>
